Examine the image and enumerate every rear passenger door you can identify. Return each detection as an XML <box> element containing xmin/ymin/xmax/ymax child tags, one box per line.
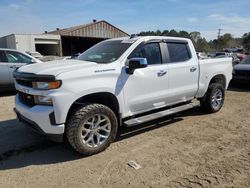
<box><xmin>5</xmin><ymin>50</ymin><xmax>33</xmax><ymax>85</ymax></box>
<box><xmin>0</xmin><ymin>50</ymin><xmax>10</xmax><ymax>88</ymax></box>
<box><xmin>164</xmin><ymin>41</ymin><xmax>199</xmax><ymax>104</ymax></box>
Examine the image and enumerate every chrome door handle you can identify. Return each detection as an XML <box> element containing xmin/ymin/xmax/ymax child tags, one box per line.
<box><xmin>157</xmin><ymin>70</ymin><xmax>167</xmax><ymax>77</ymax></box>
<box><xmin>190</xmin><ymin>67</ymin><xmax>197</xmax><ymax>72</ymax></box>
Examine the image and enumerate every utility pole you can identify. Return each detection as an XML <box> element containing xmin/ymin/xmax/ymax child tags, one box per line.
<box><xmin>217</xmin><ymin>28</ymin><xmax>222</xmax><ymax>39</ymax></box>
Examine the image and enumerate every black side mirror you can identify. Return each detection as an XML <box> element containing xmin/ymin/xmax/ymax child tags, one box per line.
<box><xmin>126</xmin><ymin>58</ymin><xmax>148</xmax><ymax>74</ymax></box>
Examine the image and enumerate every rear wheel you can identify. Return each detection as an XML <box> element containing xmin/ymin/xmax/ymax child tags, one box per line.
<box><xmin>200</xmin><ymin>83</ymin><xmax>225</xmax><ymax>113</ymax></box>
<box><xmin>66</xmin><ymin>104</ymin><xmax>118</xmax><ymax>156</ymax></box>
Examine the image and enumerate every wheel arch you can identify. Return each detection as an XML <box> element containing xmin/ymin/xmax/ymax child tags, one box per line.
<box><xmin>197</xmin><ymin>73</ymin><xmax>227</xmax><ymax>99</ymax></box>
<box><xmin>209</xmin><ymin>74</ymin><xmax>227</xmax><ymax>89</ymax></box>
<box><xmin>66</xmin><ymin>92</ymin><xmax>121</xmax><ymax>123</ymax></box>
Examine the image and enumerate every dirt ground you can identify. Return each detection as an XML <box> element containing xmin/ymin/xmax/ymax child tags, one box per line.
<box><xmin>0</xmin><ymin>88</ymin><xmax>249</xmax><ymax>188</ymax></box>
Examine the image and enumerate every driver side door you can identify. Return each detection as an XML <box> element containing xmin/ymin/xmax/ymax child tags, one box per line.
<box><xmin>122</xmin><ymin>42</ymin><xmax>169</xmax><ymax>116</ymax></box>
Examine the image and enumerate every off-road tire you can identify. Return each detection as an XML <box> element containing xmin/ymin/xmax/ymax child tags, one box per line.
<box><xmin>200</xmin><ymin>83</ymin><xmax>225</xmax><ymax>113</ymax></box>
<box><xmin>66</xmin><ymin>104</ymin><xmax>118</xmax><ymax>156</ymax></box>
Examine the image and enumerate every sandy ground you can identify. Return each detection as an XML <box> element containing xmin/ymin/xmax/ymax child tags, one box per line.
<box><xmin>0</xmin><ymin>88</ymin><xmax>249</xmax><ymax>188</ymax></box>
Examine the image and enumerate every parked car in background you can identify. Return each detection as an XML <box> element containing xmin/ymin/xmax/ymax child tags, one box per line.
<box><xmin>232</xmin><ymin>55</ymin><xmax>241</xmax><ymax>66</ymax></box>
<box><xmin>214</xmin><ymin>52</ymin><xmax>240</xmax><ymax>66</ymax></box>
<box><xmin>0</xmin><ymin>48</ymin><xmax>41</xmax><ymax>90</ymax></box>
<box><xmin>223</xmin><ymin>47</ymin><xmax>244</xmax><ymax>53</ymax></box>
<box><xmin>231</xmin><ymin>55</ymin><xmax>250</xmax><ymax>85</ymax></box>
<box><xmin>236</xmin><ymin>53</ymin><xmax>247</xmax><ymax>62</ymax></box>
<box><xmin>215</xmin><ymin>52</ymin><xmax>232</xmax><ymax>57</ymax></box>
<box><xmin>38</xmin><ymin>56</ymin><xmax>64</xmax><ymax>62</ymax></box>
<box><xmin>26</xmin><ymin>51</ymin><xmax>43</xmax><ymax>59</ymax></box>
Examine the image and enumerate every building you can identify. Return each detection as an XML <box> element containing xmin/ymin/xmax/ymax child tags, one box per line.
<box><xmin>0</xmin><ymin>34</ymin><xmax>61</xmax><ymax>56</ymax></box>
<box><xmin>48</xmin><ymin>20</ymin><xmax>129</xmax><ymax>56</ymax></box>
<box><xmin>0</xmin><ymin>20</ymin><xmax>129</xmax><ymax>56</ymax></box>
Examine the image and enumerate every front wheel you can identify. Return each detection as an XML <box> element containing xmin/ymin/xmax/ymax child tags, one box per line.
<box><xmin>66</xmin><ymin>104</ymin><xmax>118</xmax><ymax>156</ymax></box>
<box><xmin>200</xmin><ymin>83</ymin><xmax>225</xmax><ymax>113</ymax></box>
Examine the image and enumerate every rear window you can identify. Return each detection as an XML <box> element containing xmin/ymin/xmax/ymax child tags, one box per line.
<box><xmin>167</xmin><ymin>43</ymin><xmax>191</xmax><ymax>63</ymax></box>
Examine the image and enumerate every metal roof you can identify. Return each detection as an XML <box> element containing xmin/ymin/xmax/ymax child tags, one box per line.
<box><xmin>48</xmin><ymin>20</ymin><xmax>129</xmax><ymax>38</ymax></box>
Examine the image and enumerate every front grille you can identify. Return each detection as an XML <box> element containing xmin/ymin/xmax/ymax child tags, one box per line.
<box><xmin>235</xmin><ymin>70</ymin><xmax>250</xmax><ymax>77</ymax></box>
<box><xmin>16</xmin><ymin>79</ymin><xmax>33</xmax><ymax>88</ymax></box>
<box><xmin>18</xmin><ymin>92</ymin><xmax>35</xmax><ymax>107</ymax></box>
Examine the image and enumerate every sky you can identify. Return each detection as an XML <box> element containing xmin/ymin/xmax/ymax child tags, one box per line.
<box><xmin>0</xmin><ymin>0</ymin><xmax>250</xmax><ymax>40</ymax></box>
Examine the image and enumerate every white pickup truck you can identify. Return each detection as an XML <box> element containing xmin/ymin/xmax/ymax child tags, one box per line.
<box><xmin>13</xmin><ymin>36</ymin><xmax>232</xmax><ymax>155</ymax></box>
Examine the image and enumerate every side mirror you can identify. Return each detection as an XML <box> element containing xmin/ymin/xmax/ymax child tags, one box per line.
<box><xmin>126</xmin><ymin>58</ymin><xmax>148</xmax><ymax>74</ymax></box>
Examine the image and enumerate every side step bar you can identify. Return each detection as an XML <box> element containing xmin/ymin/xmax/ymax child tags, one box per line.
<box><xmin>124</xmin><ymin>103</ymin><xmax>197</xmax><ymax>127</ymax></box>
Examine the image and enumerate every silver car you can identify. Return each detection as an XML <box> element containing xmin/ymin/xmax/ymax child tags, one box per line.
<box><xmin>0</xmin><ymin>48</ymin><xmax>41</xmax><ymax>90</ymax></box>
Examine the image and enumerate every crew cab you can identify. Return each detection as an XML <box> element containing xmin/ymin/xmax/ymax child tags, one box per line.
<box><xmin>13</xmin><ymin>36</ymin><xmax>232</xmax><ymax>155</ymax></box>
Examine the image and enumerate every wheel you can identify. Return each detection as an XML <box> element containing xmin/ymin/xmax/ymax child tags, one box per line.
<box><xmin>200</xmin><ymin>83</ymin><xmax>225</xmax><ymax>113</ymax></box>
<box><xmin>66</xmin><ymin>104</ymin><xmax>118</xmax><ymax>155</ymax></box>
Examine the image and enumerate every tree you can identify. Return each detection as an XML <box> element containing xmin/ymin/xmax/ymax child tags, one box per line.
<box><xmin>212</xmin><ymin>33</ymin><xmax>235</xmax><ymax>51</ymax></box>
<box><xmin>137</xmin><ymin>29</ymin><xmax>245</xmax><ymax>52</ymax></box>
<box><xmin>168</xmin><ymin>29</ymin><xmax>178</xmax><ymax>37</ymax></box>
<box><xmin>196</xmin><ymin>38</ymin><xmax>210</xmax><ymax>52</ymax></box>
<box><xmin>189</xmin><ymin>32</ymin><xmax>201</xmax><ymax>43</ymax></box>
<box><xmin>179</xmin><ymin>30</ymin><xmax>190</xmax><ymax>38</ymax></box>
<box><xmin>162</xmin><ymin>30</ymin><xmax>169</xmax><ymax>36</ymax></box>
<box><xmin>242</xmin><ymin>32</ymin><xmax>250</xmax><ymax>51</ymax></box>
<box><xmin>155</xmin><ymin>30</ymin><xmax>162</xmax><ymax>36</ymax></box>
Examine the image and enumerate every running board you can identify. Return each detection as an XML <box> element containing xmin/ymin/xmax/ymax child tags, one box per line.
<box><xmin>124</xmin><ymin>103</ymin><xmax>197</xmax><ymax>127</ymax></box>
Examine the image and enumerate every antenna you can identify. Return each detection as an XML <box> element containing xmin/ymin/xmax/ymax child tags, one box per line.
<box><xmin>218</xmin><ymin>28</ymin><xmax>223</xmax><ymax>39</ymax></box>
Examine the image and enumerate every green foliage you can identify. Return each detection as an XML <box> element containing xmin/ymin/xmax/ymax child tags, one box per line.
<box><xmin>242</xmin><ymin>32</ymin><xmax>250</xmax><ymax>50</ymax></box>
<box><xmin>137</xmin><ymin>30</ymin><xmax>247</xmax><ymax>52</ymax></box>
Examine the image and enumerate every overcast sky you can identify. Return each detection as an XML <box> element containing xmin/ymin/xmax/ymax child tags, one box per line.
<box><xmin>0</xmin><ymin>0</ymin><xmax>250</xmax><ymax>40</ymax></box>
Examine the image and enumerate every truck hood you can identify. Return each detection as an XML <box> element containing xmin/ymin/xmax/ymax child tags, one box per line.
<box><xmin>234</xmin><ymin>64</ymin><xmax>250</xmax><ymax>71</ymax></box>
<box><xmin>17</xmin><ymin>60</ymin><xmax>100</xmax><ymax>76</ymax></box>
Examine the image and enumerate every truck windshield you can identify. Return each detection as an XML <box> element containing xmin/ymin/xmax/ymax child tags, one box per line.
<box><xmin>78</xmin><ymin>40</ymin><xmax>132</xmax><ymax>63</ymax></box>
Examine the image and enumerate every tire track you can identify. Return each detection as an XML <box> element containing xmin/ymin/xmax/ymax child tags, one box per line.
<box><xmin>165</xmin><ymin>151</ymin><xmax>250</xmax><ymax>188</ymax></box>
<box><xmin>0</xmin><ymin>141</ymin><xmax>56</xmax><ymax>162</ymax></box>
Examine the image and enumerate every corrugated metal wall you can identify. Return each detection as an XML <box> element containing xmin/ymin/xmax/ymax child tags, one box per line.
<box><xmin>0</xmin><ymin>37</ymin><xmax>7</xmax><ymax>48</ymax></box>
<box><xmin>62</xmin><ymin>21</ymin><xmax>128</xmax><ymax>38</ymax></box>
<box><xmin>15</xmin><ymin>35</ymin><xmax>35</xmax><ymax>52</ymax></box>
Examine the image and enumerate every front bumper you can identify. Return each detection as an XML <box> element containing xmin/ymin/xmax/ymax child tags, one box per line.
<box><xmin>14</xmin><ymin>95</ymin><xmax>65</xmax><ymax>142</ymax></box>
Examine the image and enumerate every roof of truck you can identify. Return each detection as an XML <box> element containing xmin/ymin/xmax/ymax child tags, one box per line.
<box><xmin>108</xmin><ymin>36</ymin><xmax>191</xmax><ymax>43</ymax></box>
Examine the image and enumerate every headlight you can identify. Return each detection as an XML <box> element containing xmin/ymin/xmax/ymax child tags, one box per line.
<box><xmin>33</xmin><ymin>80</ymin><xmax>61</xmax><ymax>90</ymax></box>
<box><xmin>34</xmin><ymin>96</ymin><xmax>53</xmax><ymax>105</ymax></box>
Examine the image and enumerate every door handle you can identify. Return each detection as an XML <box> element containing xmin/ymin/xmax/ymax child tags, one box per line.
<box><xmin>157</xmin><ymin>70</ymin><xmax>167</xmax><ymax>77</ymax></box>
<box><xmin>190</xmin><ymin>67</ymin><xmax>197</xmax><ymax>72</ymax></box>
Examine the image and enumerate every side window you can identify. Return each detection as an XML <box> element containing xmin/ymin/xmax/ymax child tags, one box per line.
<box><xmin>130</xmin><ymin>43</ymin><xmax>162</xmax><ymax>65</ymax></box>
<box><xmin>167</xmin><ymin>43</ymin><xmax>191</xmax><ymax>63</ymax></box>
<box><xmin>0</xmin><ymin>51</ymin><xmax>7</xmax><ymax>62</ymax></box>
<box><xmin>5</xmin><ymin>51</ymin><xmax>32</xmax><ymax>64</ymax></box>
